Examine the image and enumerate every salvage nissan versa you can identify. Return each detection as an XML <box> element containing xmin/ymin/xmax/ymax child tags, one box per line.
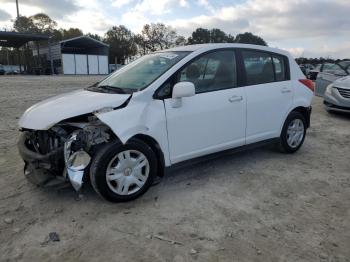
<box><xmin>18</xmin><ymin>44</ymin><xmax>314</xmax><ymax>202</ymax></box>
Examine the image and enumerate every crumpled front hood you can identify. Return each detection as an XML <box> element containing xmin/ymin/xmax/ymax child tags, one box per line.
<box><xmin>19</xmin><ymin>89</ymin><xmax>131</xmax><ymax>130</ymax></box>
<box><xmin>333</xmin><ymin>76</ymin><xmax>350</xmax><ymax>90</ymax></box>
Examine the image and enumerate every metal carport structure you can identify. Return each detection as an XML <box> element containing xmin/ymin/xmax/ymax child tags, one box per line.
<box><xmin>0</xmin><ymin>31</ymin><xmax>54</xmax><ymax>74</ymax></box>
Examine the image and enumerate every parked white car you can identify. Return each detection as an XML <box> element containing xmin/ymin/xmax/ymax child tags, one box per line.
<box><xmin>18</xmin><ymin>44</ymin><xmax>314</xmax><ymax>202</ymax></box>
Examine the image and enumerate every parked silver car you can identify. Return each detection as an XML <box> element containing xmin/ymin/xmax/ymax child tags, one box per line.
<box><xmin>315</xmin><ymin>62</ymin><xmax>349</xmax><ymax>96</ymax></box>
<box><xmin>324</xmin><ymin>76</ymin><xmax>350</xmax><ymax>113</ymax></box>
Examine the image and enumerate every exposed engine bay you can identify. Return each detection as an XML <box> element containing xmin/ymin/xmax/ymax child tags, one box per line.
<box><xmin>18</xmin><ymin>115</ymin><xmax>113</xmax><ymax>191</ymax></box>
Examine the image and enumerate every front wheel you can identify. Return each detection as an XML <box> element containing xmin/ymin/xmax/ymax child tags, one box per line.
<box><xmin>90</xmin><ymin>139</ymin><xmax>158</xmax><ymax>202</ymax></box>
<box><xmin>279</xmin><ymin>111</ymin><xmax>306</xmax><ymax>153</ymax></box>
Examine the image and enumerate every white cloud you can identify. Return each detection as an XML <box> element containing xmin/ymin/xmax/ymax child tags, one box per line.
<box><xmin>60</xmin><ymin>10</ymin><xmax>113</xmax><ymax>34</ymax></box>
<box><xmin>119</xmin><ymin>0</ymin><xmax>190</xmax><ymax>32</ymax></box>
<box><xmin>197</xmin><ymin>0</ymin><xmax>214</xmax><ymax>13</ymax></box>
<box><xmin>121</xmin><ymin>9</ymin><xmax>149</xmax><ymax>32</ymax></box>
<box><xmin>133</xmin><ymin>0</ymin><xmax>176</xmax><ymax>15</ymax></box>
<box><xmin>285</xmin><ymin>47</ymin><xmax>305</xmax><ymax>58</ymax></box>
<box><xmin>112</xmin><ymin>0</ymin><xmax>134</xmax><ymax>8</ymax></box>
<box><xmin>0</xmin><ymin>9</ymin><xmax>11</xmax><ymax>21</ymax></box>
<box><xmin>0</xmin><ymin>0</ymin><xmax>350</xmax><ymax>58</ymax></box>
<box><xmin>171</xmin><ymin>0</ymin><xmax>350</xmax><ymax>41</ymax></box>
<box><xmin>179</xmin><ymin>0</ymin><xmax>189</xmax><ymax>8</ymax></box>
<box><xmin>168</xmin><ymin>0</ymin><xmax>350</xmax><ymax>58</ymax></box>
<box><xmin>1</xmin><ymin>0</ymin><xmax>79</xmax><ymax>19</ymax></box>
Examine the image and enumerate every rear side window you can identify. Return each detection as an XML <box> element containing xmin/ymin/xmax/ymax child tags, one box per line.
<box><xmin>242</xmin><ymin>50</ymin><xmax>288</xmax><ymax>85</ymax></box>
<box><xmin>242</xmin><ymin>51</ymin><xmax>274</xmax><ymax>85</ymax></box>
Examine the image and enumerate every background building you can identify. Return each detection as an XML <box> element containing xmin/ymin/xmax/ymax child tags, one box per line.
<box><xmin>34</xmin><ymin>36</ymin><xmax>109</xmax><ymax>75</ymax></box>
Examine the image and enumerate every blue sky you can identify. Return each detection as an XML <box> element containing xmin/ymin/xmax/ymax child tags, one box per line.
<box><xmin>0</xmin><ymin>0</ymin><xmax>350</xmax><ymax>58</ymax></box>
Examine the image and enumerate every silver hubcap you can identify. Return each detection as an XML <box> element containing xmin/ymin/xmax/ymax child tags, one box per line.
<box><xmin>106</xmin><ymin>150</ymin><xmax>150</xmax><ymax>195</ymax></box>
<box><xmin>287</xmin><ymin>119</ymin><xmax>304</xmax><ymax>148</ymax></box>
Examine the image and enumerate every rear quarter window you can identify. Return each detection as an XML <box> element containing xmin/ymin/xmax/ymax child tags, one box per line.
<box><xmin>272</xmin><ymin>55</ymin><xmax>286</xmax><ymax>81</ymax></box>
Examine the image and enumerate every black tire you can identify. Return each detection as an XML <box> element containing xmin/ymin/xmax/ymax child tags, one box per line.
<box><xmin>90</xmin><ymin>138</ymin><xmax>158</xmax><ymax>202</ymax></box>
<box><xmin>279</xmin><ymin>111</ymin><xmax>307</xmax><ymax>153</ymax></box>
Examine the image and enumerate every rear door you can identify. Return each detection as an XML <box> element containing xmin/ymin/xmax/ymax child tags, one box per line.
<box><xmin>163</xmin><ymin>50</ymin><xmax>246</xmax><ymax>164</ymax></box>
<box><xmin>240</xmin><ymin>49</ymin><xmax>293</xmax><ymax>144</ymax></box>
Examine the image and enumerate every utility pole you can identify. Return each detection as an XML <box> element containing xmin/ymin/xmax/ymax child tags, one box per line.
<box><xmin>16</xmin><ymin>0</ymin><xmax>22</xmax><ymax>73</ymax></box>
<box><xmin>16</xmin><ymin>0</ymin><xmax>20</xmax><ymax>18</ymax></box>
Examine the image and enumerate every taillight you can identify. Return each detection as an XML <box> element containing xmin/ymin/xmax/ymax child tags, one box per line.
<box><xmin>299</xmin><ymin>79</ymin><xmax>315</xmax><ymax>93</ymax></box>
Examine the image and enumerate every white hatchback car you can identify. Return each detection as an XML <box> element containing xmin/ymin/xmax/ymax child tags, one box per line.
<box><xmin>18</xmin><ymin>44</ymin><xmax>314</xmax><ymax>202</ymax></box>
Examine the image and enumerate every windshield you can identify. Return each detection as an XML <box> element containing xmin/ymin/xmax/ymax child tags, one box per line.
<box><xmin>97</xmin><ymin>51</ymin><xmax>190</xmax><ymax>92</ymax></box>
<box><xmin>338</xmin><ymin>60</ymin><xmax>350</xmax><ymax>73</ymax></box>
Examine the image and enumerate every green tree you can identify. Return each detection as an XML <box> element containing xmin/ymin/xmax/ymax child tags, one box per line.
<box><xmin>51</xmin><ymin>29</ymin><xmax>63</xmax><ymax>41</ymax></box>
<box><xmin>140</xmin><ymin>23</ymin><xmax>180</xmax><ymax>52</ymax></box>
<box><xmin>104</xmin><ymin>25</ymin><xmax>137</xmax><ymax>64</ymax></box>
<box><xmin>30</xmin><ymin>13</ymin><xmax>57</xmax><ymax>34</ymax></box>
<box><xmin>86</xmin><ymin>33</ymin><xmax>102</xmax><ymax>41</ymax></box>
<box><xmin>13</xmin><ymin>15</ymin><xmax>37</xmax><ymax>33</ymax></box>
<box><xmin>226</xmin><ymin>34</ymin><xmax>235</xmax><ymax>43</ymax></box>
<box><xmin>235</xmin><ymin>32</ymin><xmax>267</xmax><ymax>46</ymax></box>
<box><xmin>61</xmin><ymin>28</ymin><xmax>83</xmax><ymax>40</ymax></box>
<box><xmin>187</xmin><ymin>28</ymin><xmax>211</xmax><ymax>44</ymax></box>
<box><xmin>14</xmin><ymin>13</ymin><xmax>58</xmax><ymax>35</ymax></box>
<box><xmin>134</xmin><ymin>33</ymin><xmax>148</xmax><ymax>55</ymax></box>
<box><xmin>209</xmin><ymin>28</ymin><xmax>227</xmax><ymax>43</ymax></box>
<box><xmin>175</xmin><ymin>35</ymin><xmax>187</xmax><ymax>46</ymax></box>
<box><xmin>187</xmin><ymin>28</ymin><xmax>235</xmax><ymax>44</ymax></box>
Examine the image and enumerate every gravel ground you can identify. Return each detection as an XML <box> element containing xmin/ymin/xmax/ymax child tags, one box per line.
<box><xmin>0</xmin><ymin>75</ymin><xmax>349</xmax><ymax>262</ymax></box>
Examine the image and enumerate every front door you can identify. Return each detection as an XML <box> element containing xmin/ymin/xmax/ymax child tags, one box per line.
<box><xmin>163</xmin><ymin>50</ymin><xmax>246</xmax><ymax>164</ymax></box>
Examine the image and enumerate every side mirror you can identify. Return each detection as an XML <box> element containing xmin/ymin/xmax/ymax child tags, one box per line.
<box><xmin>171</xmin><ymin>82</ymin><xmax>195</xmax><ymax>108</ymax></box>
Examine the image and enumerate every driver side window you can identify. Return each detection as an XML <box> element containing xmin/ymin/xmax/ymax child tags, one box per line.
<box><xmin>177</xmin><ymin>50</ymin><xmax>237</xmax><ymax>94</ymax></box>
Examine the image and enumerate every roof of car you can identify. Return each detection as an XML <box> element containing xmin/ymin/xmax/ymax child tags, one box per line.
<box><xmin>165</xmin><ymin>43</ymin><xmax>290</xmax><ymax>56</ymax></box>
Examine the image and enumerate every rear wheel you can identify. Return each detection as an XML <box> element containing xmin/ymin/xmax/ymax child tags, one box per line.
<box><xmin>90</xmin><ymin>138</ymin><xmax>157</xmax><ymax>202</ymax></box>
<box><xmin>279</xmin><ymin>111</ymin><xmax>306</xmax><ymax>153</ymax></box>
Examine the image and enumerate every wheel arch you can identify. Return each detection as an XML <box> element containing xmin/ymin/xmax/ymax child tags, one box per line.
<box><xmin>290</xmin><ymin>106</ymin><xmax>311</xmax><ymax>128</ymax></box>
<box><xmin>279</xmin><ymin>105</ymin><xmax>311</xmax><ymax>137</ymax></box>
<box><xmin>129</xmin><ymin>134</ymin><xmax>166</xmax><ymax>177</ymax></box>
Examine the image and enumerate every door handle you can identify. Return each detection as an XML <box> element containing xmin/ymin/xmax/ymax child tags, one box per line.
<box><xmin>281</xmin><ymin>88</ymin><xmax>291</xmax><ymax>94</ymax></box>
<box><xmin>228</xmin><ymin>95</ymin><xmax>243</xmax><ymax>102</ymax></box>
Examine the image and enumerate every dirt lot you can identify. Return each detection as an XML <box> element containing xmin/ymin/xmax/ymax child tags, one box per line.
<box><xmin>0</xmin><ymin>75</ymin><xmax>349</xmax><ymax>262</ymax></box>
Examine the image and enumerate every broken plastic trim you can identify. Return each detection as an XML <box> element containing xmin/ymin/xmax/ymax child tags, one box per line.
<box><xmin>64</xmin><ymin>132</ymin><xmax>91</xmax><ymax>191</ymax></box>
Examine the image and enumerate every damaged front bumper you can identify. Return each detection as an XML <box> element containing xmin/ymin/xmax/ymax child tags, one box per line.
<box><xmin>18</xmin><ymin>132</ymin><xmax>65</xmax><ymax>186</ymax></box>
<box><xmin>18</xmin><ymin>131</ymin><xmax>90</xmax><ymax>191</ymax></box>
